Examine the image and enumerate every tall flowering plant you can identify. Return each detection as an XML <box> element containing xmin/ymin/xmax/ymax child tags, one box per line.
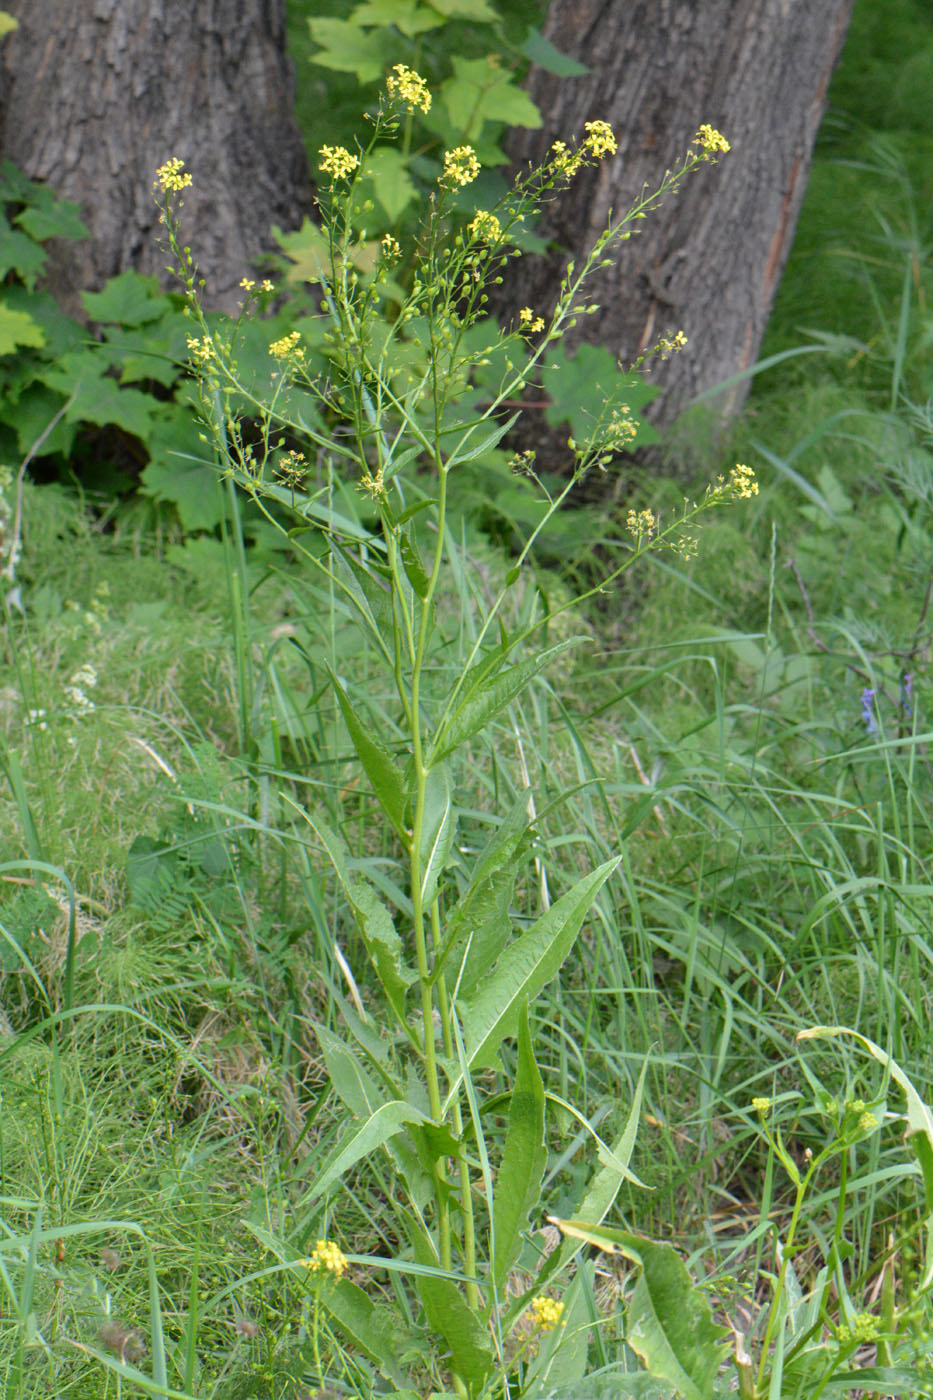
<box><xmin>155</xmin><ymin>79</ymin><xmax>748</xmax><ymax>1397</ymax></box>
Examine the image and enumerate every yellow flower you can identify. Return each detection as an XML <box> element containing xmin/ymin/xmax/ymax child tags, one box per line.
<box><xmin>518</xmin><ymin>306</ymin><xmax>545</xmax><ymax>333</ymax></box>
<box><xmin>261</xmin><ymin>279</ymin><xmax>274</xmax><ymax>293</ymax></box>
<box><xmin>239</xmin><ymin>278</ymin><xmax>255</xmax><ymax>292</ymax></box>
<box><xmin>694</xmin><ymin>124</ymin><xmax>730</xmax><ymax>156</ymax></box>
<box><xmin>468</xmin><ymin>210</ymin><xmax>500</xmax><ymax>242</ymax></box>
<box><xmin>657</xmin><ymin>330</ymin><xmax>688</xmax><ymax>359</ymax></box>
<box><xmin>727</xmin><ymin>464</ymin><xmax>758</xmax><ymax>498</ymax></box>
<box><xmin>386</xmin><ymin>63</ymin><xmax>431</xmax><ymax>114</ymax></box>
<box><xmin>626</xmin><ymin>507</ymin><xmax>657</xmax><ymax>538</ymax></box>
<box><xmin>318</xmin><ymin>145</ymin><xmax>360</xmax><ymax>180</ymax></box>
<box><xmin>154</xmin><ymin>157</ymin><xmax>192</xmax><ymax>193</ymax></box>
<box><xmin>583</xmin><ymin>120</ymin><xmax>617</xmax><ymax>158</ymax></box>
<box><xmin>529</xmin><ymin>1296</ymin><xmax>564</xmax><ymax>1333</ymax></box>
<box><xmin>305</xmin><ymin>1239</ymin><xmax>348</xmax><ymax>1279</ymax></box>
<box><xmin>269</xmin><ymin>330</ymin><xmax>302</xmax><ymax>359</ymax></box>
<box><xmin>550</xmin><ymin>140</ymin><xmax>583</xmax><ymax>178</ymax></box>
<box><xmin>751</xmin><ymin>1096</ymin><xmax>771</xmax><ymax>1115</ymax></box>
<box><xmin>381</xmin><ymin>234</ymin><xmax>401</xmax><ymax>260</ymax></box>
<box><xmin>186</xmin><ymin>335</ymin><xmax>215</xmax><ymax>365</ymax></box>
<box><xmin>440</xmin><ymin>145</ymin><xmax>480</xmax><ymax>187</ymax></box>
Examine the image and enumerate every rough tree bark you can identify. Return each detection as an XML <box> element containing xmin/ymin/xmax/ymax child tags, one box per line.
<box><xmin>493</xmin><ymin>0</ymin><xmax>856</xmax><ymax>449</ymax></box>
<box><xmin>0</xmin><ymin>0</ymin><xmax>311</xmax><ymax>313</ymax></box>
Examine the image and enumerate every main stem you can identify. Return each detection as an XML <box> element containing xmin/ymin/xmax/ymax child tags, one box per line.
<box><xmin>407</xmin><ymin>457</ymin><xmax>453</xmax><ymax>1272</ymax></box>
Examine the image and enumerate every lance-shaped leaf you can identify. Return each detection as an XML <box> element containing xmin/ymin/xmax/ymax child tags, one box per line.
<box><xmin>331</xmin><ymin>671</ymin><xmax>409</xmax><ymax>840</ymax></box>
<box><xmin>429</xmin><ymin>639</ymin><xmax>584</xmax><ymax>767</ymax></box>
<box><xmin>419</xmin><ymin>764</ymin><xmax>456</xmax><ymax>909</ymax></box>
<box><xmin>293</xmin><ymin>1100</ymin><xmax>432</xmax><ymax>1203</ymax></box>
<box><xmin>493</xmin><ymin>1004</ymin><xmax>546</xmax><ymax>1287</ymax></box>
<box><xmin>321</xmin><ymin>1278</ymin><xmax>419</xmax><ymax>1387</ymax></box>
<box><xmin>400</xmin><ymin>528</ymin><xmax>429</xmax><ymax>599</ymax></box>
<box><xmin>457</xmin><ymin>857</ymin><xmax>618</xmax><ymax>1072</ymax></box>
<box><xmin>439</xmin><ymin>794</ymin><xmax>535</xmax><ymax>996</ymax></box>
<box><xmin>409</xmin><ymin>1218</ymin><xmax>494</xmax><ymax>1391</ymax></box>
<box><xmin>546</xmin><ymin>1220</ymin><xmax>728</xmax><ymax>1400</ymax></box>
<box><xmin>314</xmin><ymin>1021</ymin><xmax>390</xmax><ymax>1118</ymax></box>
<box><xmin>303</xmin><ymin>814</ymin><xmax>416</xmax><ymax>1020</ymax></box>
<box><xmin>444</xmin><ymin>410</ymin><xmax>519</xmax><ymax>468</ymax></box>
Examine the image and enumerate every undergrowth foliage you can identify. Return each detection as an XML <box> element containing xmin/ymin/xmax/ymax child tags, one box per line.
<box><xmin>147</xmin><ymin>73</ymin><xmax>768</xmax><ymax>1400</ymax></box>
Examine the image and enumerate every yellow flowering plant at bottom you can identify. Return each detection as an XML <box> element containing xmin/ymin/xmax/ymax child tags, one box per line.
<box><xmin>152</xmin><ymin>87</ymin><xmax>756</xmax><ymax>1400</ymax></box>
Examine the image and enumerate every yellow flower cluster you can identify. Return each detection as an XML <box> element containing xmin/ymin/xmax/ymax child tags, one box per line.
<box><xmin>694</xmin><ymin>124</ymin><xmax>730</xmax><ymax>156</ymax></box>
<box><xmin>583</xmin><ymin>120</ymin><xmax>617</xmax><ymax>158</ymax></box>
<box><xmin>154</xmin><ymin>157</ymin><xmax>192</xmax><ymax>193</ymax></box>
<box><xmin>626</xmin><ymin>507</ymin><xmax>657</xmax><ymax>539</ymax></box>
<box><xmin>605</xmin><ymin>405</ymin><xmax>638</xmax><ymax>449</ymax></box>
<box><xmin>386</xmin><ymin>63</ymin><xmax>431</xmax><ymax>114</ymax></box>
<box><xmin>726</xmin><ymin>463</ymin><xmax>758</xmax><ymax>498</ymax></box>
<box><xmin>549</xmin><ymin>140</ymin><xmax>583</xmax><ymax>178</ymax></box>
<box><xmin>529</xmin><ymin>1296</ymin><xmax>564</xmax><ymax>1333</ymax></box>
<box><xmin>186</xmin><ymin>335</ymin><xmax>215</xmax><ymax>365</ymax></box>
<box><xmin>751</xmin><ymin>1096</ymin><xmax>771</xmax><ymax>1115</ymax></box>
<box><xmin>305</xmin><ymin>1239</ymin><xmax>348</xmax><ymax>1279</ymax></box>
<box><xmin>657</xmin><ymin>330</ymin><xmax>688</xmax><ymax>359</ymax></box>
<box><xmin>519</xmin><ymin>306</ymin><xmax>545</xmax><ymax>334</ymax></box>
<box><xmin>239</xmin><ymin>277</ymin><xmax>275</xmax><ymax>294</ymax></box>
<box><xmin>275</xmin><ymin>449</ymin><xmax>306</xmax><ymax>487</ymax></box>
<box><xmin>469</xmin><ymin>210</ymin><xmax>500</xmax><ymax>242</ymax></box>
<box><xmin>269</xmin><ymin>330</ymin><xmax>302</xmax><ymax>359</ymax></box>
<box><xmin>440</xmin><ymin>145</ymin><xmax>480</xmax><ymax>187</ymax></box>
<box><xmin>381</xmin><ymin>234</ymin><xmax>401</xmax><ymax>260</ymax></box>
<box><xmin>318</xmin><ymin>145</ymin><xmax>360</xmax><ymax>180</ymax></box>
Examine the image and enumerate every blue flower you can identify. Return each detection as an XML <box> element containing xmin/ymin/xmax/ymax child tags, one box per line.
<box><xmin>860</xmin><ymin>688</ymin><xmax>878</xmax><ymax>735</ymax></box>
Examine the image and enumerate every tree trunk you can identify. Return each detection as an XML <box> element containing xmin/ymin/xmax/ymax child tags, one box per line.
<box><xmin>0</xmin><ymin>0</ymin><xmax>311</xmax><ymax>313</ymax></box>
<box><xmin>493</xmin><ymin>0</ymin><xmax>855</xmax><ymax>452</ymax></box>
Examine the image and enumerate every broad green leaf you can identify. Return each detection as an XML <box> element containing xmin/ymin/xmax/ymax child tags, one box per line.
<box><xmin>410</xmin><ymin>1221</ymin><xmax>494</xmax><ymax>1390</ymax></box>
<box><xmin>40</xmin><ymin>352</ymin><xmax>158</xmax><ymax>439</ymax></box>
<box><xmin>0</xmin><ymin>223</ymin><xmax>45</xmax><ymax>287</ymax></box>
<box><xmin>322</xmin><ymin>1278</ymin><xmax>418</xmax><ymax>1386</ymax></box>
<box><xmin>521</xmin><ymin>27</ymin><xmax>591</xmax><ymax>77</ymax></box>
<box><xmin>14</xmin><ymin>195</ymin><xmax>87</xmax><ymax>243</ymax></box>
<box><xmin>351</xmin><ymin>0</ymin><xmax>441</xmax><ymax>33</ymax></box>
<box><xmin>441</xmin><ymin>57</ymin><xmax>542</xmax><ymax>136</ymax></box>
<box><xmin>419</xmin><ymin>765</ymin><xmax>456</xmax><ymax>908</ymax></box>
<box><xmin>82</xmin><ymin>270</ymin><xmax>168</xmax><ymax>327</ymax></box>
<box><xmin>293</xmin><ymin>1099</ymin><xmax>431</xmax><ymax>1200</ymax></box>
<box><xmin>429</xmin><ymin>638</ymin><xmax>583</xmax><ymax>766</ymax></box>
<box><xmin>493</xmin><ymin>1005</ymin><xmax>546</xmax><ymax>1287</ymax></box>
<box><xmin>458</xmin><ymin>857</ymin><xmax>618</xmax><ymax>1070</ymax></box>
<box><xmin>0</xmin><ymin>302</ymin><xmax>44</xmax><ymax>355</ymax></box>
<box><xmin>544</xmin><ymin>343</ymin><xmax>659</xmax><ymax>447</ymax></box>
<box><xmin>331</xmin><ymin>672</ymin><xmax>409</xmax><ymax>839</ymax></box>
<box><xmin>360</xmin><ymin>146</ymin><xmax>418</xmax><ymax>224</ymax></box>
<box><xmin>307</xmin><ymin>17</ymin><xmax>386</xmax><ymax>83</ymax></box>
<box><xmin>430</xmin><ymin>0</ymin><xmax>498</xmax><ymax>24</ymax></box>
<box><xmin>547</xmin><ymin>1222</ymin><xmax>728</xmax><ymax>1400</ymax></box>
